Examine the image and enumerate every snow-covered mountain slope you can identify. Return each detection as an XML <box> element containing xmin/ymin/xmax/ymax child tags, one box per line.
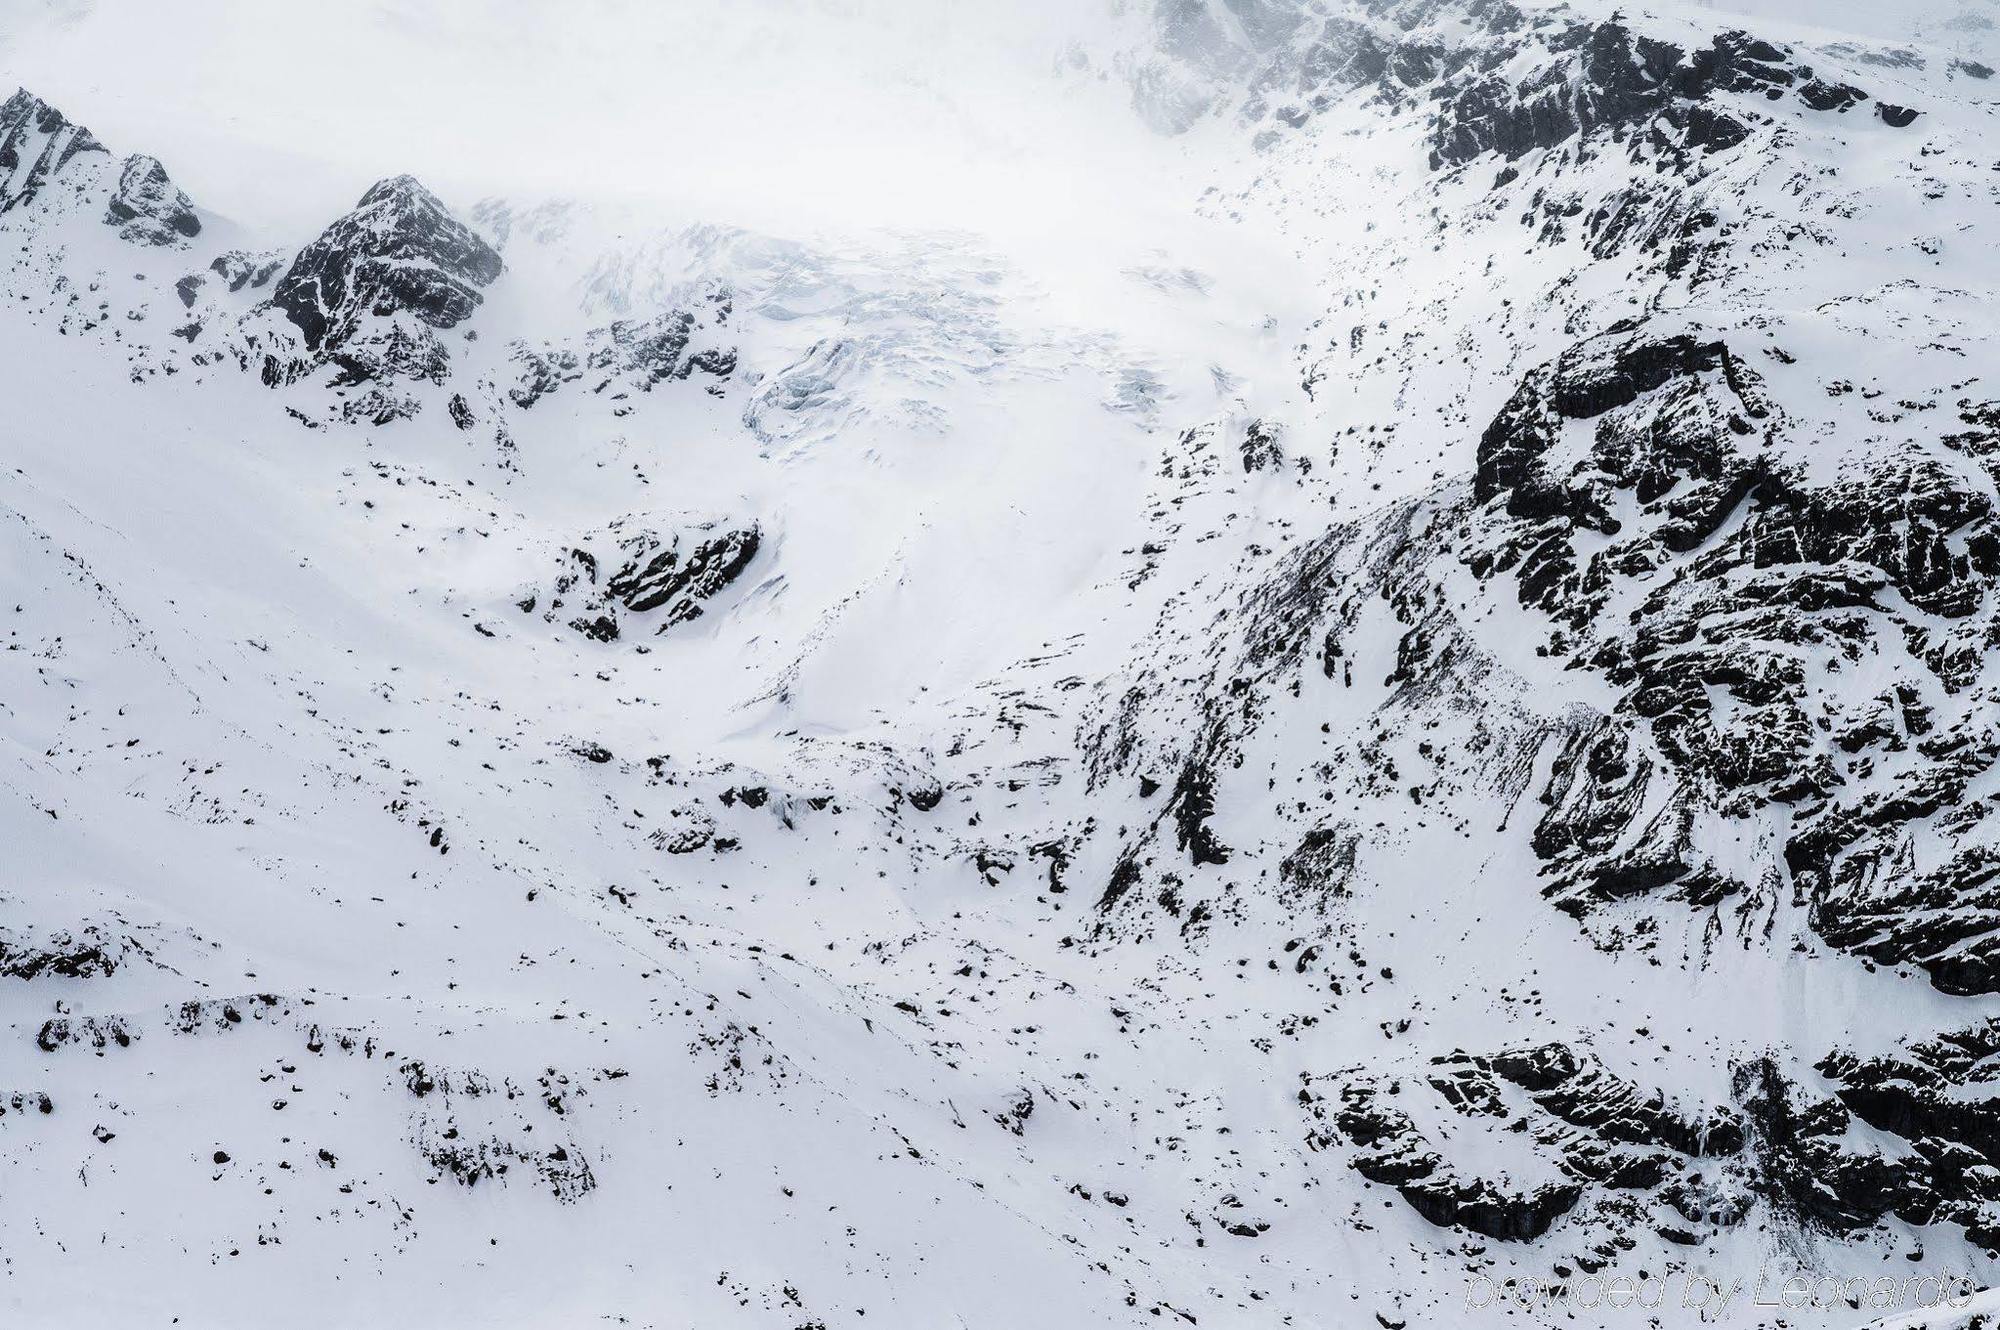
<box><xmin>2</xmin><ymin>1</ymin><xmax>1999</xmax><ymax>1326</ymax></box>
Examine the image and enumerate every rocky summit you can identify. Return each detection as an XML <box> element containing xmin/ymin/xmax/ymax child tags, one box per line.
<box><xmin>1</xmin><ymin>2</ymin><xmax>1999</xmax><ymax>1327</ymax></box>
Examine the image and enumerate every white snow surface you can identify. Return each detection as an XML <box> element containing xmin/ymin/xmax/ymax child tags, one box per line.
<box><xmin>0</xmin><ymin>1</ymin><xmax>1997</xmax><ymax>1327</ymax></box>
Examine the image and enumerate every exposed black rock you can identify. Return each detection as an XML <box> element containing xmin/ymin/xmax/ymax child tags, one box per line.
<box><xmin>1168</xmin><ymin>755</ymin><xmax>1232</xmax><ymax>867</ymax></box>
<box><xmin>37</xmin><ymin>1013</ymin><xmax>136</xmax><ymax>1051</ymax></box>
<box><xmin>507</xmin><ymin>342</ymin><xmax>582</xmax><ymax>408</ymax></box>
<box><xmin>0</xmin><ymin>88</ymin><xmax>106</xmax><ymax>212</ymax></box>
<box><xmin>209</xmin><ymin>249</ymin><xmax>285</xmax><ymax>293</ymax></box>
<box><xmin>1</xmin><ymin>911</ymin><xmax>156</xmax><ymax>982</ymax></box>
<box><xmin>531</xmin><ymin>520</ymin><xmax>762</xmax><ymax>641</ymax></box>
<box><xmin>104</xmin><ymin>154</ymin><xmax>200</xmax><ymax>244</ymax></box>
<box><xmin>1</xmin><ymin>91</ymin><xmax>202</xmax><ymax>249</ymax></box>
<box><xmin>604</xmin><ymin>525</ymin><xmax>760</xmax><ymax>626</ymax></box>
<box><xmin>586</xmin><ymin>294</ymin><xmax>736</xmax><ymax>397</ymax></box>
<box><xmin>1241</xmin><ymin>417</ymin><xmax>1284</xmax><ymax>471</ymax></box>
<box><xmin>1733</xmin><ymin>1057</ymin><xmax>1908</xmax><ymax>1231</ymax></box>
<box><xmin>648</xmin><ymin>804</ymin><xmax>717</xmax><ymax>855</ymax></box>
<box><xmin>507</xmin><ymin>289</ymin><xmax>734</xmax><ymax>414</ymax></box>
<box><xmin>1315</xmin><ymin>1041</ymin><xmax>1743</xmax><ymax>1245</ymax></box>
<box><xmin>267</xmin><ymin>175</ymin><xmax>502</xmax><ymax>386</ymax></box>
<box><xmin>1319</xmin><ymin>1062</ymin><xmax>1584</xmax><ymax>1242</ymax></box>
<box><xmin>1279</xmin><ymin>823</ymin><xmax>1360</xmax><ymax>906</ymax></box>
<box><xmin>1467</xmin><ymin>324</ymin><xmax>2000</xmax><ymax>989</ymax></box>
<box><xmin>2</xmin><ymin>934</ymin><xmax>121</xmax><ymax>980</ymax></box>
<box><xmin>1315</xmin><ymin>1032</ymin><xmax>2000</xmax><ymax>1253</ymax></box>
<box><xmin>1218</xmin><ymin>6</ymin><xmax>1916</xmax><ymax>175</ymax></box>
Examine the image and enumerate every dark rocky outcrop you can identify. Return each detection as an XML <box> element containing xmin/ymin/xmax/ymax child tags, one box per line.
<box><xmin>104</xmin><ymin>153</ymin><xmax>200</xmax><ymax>244</ymax></box>
<box><xmin>1209</xmin><ymin>5</ymin><xmax>1917</xmax><ymax>174</ymax></box>
<box><xmin>1</xmin><ymin>90</ymin><xmax>202</xmax><ymax>248</ymax></box>
<box><xmin>530</xmin><ymin>519</ymin><xmax>762</xmax><ymax>641</ymax></box>
<box><xmin>1468</xmin><ymin>324</ymin><xmax>2000</xmax><ymax>990</ymax></box>
<box><xmin>602</xmin><ymin>525</ymin><xmax>760</xmax><ymax>625</ymax></box>
<box><xmin>1733</xmin><ymin>1058</ymin><xmax>1908</xmax><ymax>1231</ymax></box>
<box><xmin>1</xmin><ymin>911</ymin><xmax>155</xmax><ymax>982</ymax></box>
<box><xmin>507</xmin><ymin>287</ymin><xmax>735</xmax><ymax>414</ymax></box>
<box><xmin>1168</xmin><ymin>755</ymin><xmax>1232</xmax><ymax>867</ymax></box>
<box><xmin>2</xmin><ymin>933</ymin><xmax>123</xmax><ymax>980</ymax></box>
<box><xmin>1737</xmin><ymin>1038</ymin><xmax>2000</xmax><ymax>1248</ymax></box>
<box><xmin>648</xmin><ymin>803</ymin><xmax>717</xmax><ymax>855</ymax></box>
<box><xmin>1317</xmin><ymin>1032</ymin><xmax>2000</xmax><ymax>1252</ymax></box>
<box><xmin>0</xmin><ymin>88</ymin><xmax>106</xmax><ymax>212</ymax></box>
<box><xmin>507</xmin><ymin>342</ymin><xmax>581</xmax><ymax>408</ymax></box>
<box><xmin>267</xmin><ymin>175</ymin><xmax>502</xmax><ymax>386</ymax></box>
<box><xmin>1313</xmin><ymin>1041</ymin><xmax>1736</xmax><ymax>1244</ymax></box>
<box><xmin>1422</xmin><ymin>26</ymin><xmax>1873</xmax><ymax>169</ymax></box>
<box><xmin>1278</xmin><ymin>823</ymin><xmax>1360</xmax><ymax>906</ymax></box>
<box><xmin>587</xmin><ymin>297</ymin><xmax>736</xmax><ymax>397</ymax></box>
<box><xmin>209</xmin><ymin>249</ymin><xmax>285</xmax><ymax>293</ymax></box>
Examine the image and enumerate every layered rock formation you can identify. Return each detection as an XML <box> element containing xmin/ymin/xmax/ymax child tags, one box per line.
<box><xmin>264</xmin><ymin>174</ymin><xmax>503</xmax><ymax>395</ymax></box>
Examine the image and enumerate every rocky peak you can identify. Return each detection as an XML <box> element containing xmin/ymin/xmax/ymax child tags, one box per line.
<box><xmin>259</xmin><ymin>175</ymin><xmax>504</xmax><ymax>415</ymax></box>
<box><xmin>269</xmin><ymin>173</ymin><xmax>503</xmax><ymax>356</ymax></box>
<box><xmin>1</xmin><ymin>88</ymin><xmax>202</xmax><ymax>248</ymax></box>
<box><xmin>0</xmin><ymin>87</ymin><xmax>107</xmax><ymax>211</ymax></box>
<box><xmin>104</xmin><ymin>153</ymin><xmax>201</xmax><ymax>245</ymax></box>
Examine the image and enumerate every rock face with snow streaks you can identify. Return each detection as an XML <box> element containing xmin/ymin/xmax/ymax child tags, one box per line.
<box><xmin>104</xmin><ymin>153</ymin><xmax>200</xmax><ymax>244</ymax></box>
<box><xmin>2</xmin><ymin>88</ymin><xmax>203</xmax><ymax>247</ymax></box>
<box><xmin>0</xmin><ymin>87</ymin><xmax>104</xmax><ymax>211</ymax></box>
<box><xmin>1464</xmin><ymin>318</ymin><xmax>2000</xmax><ymax>994</ymax></box>
<box><xmin>265</xmin><ymin>174</ymin><xmax>502</xmax><ymax>391</ymax></box>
